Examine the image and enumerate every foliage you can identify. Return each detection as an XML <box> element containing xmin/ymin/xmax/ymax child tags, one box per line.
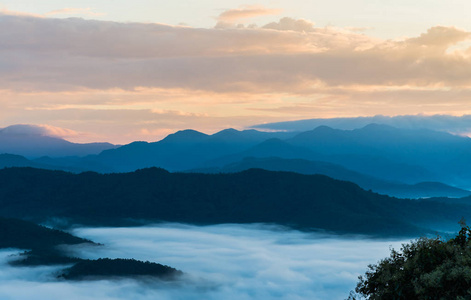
<box><xmin>350</xmin><ymin>221</ymin><xmax>471</xmax><ymax>299</ymax></box>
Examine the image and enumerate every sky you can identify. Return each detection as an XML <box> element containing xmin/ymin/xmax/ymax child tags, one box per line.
<box><xmin>0</xmin><ymin>224</ymin><xmax>408</xmax><ymax>300</ymax></box>
<box><xmin>1</xmin><ymin>1</ymin><xmax>471</xmax><ymax>143</ymax></box>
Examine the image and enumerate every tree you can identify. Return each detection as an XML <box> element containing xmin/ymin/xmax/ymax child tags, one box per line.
<box><xmin>349</xmin><ymin>220</ymin><xmax>471</xmax><ymax>299</ymax></box>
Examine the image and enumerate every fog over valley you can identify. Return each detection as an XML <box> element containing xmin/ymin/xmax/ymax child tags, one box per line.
<box><xmin>0</xmin><ymin>224</ymin><xmax>407</xmax><ymax>300</ymax></box>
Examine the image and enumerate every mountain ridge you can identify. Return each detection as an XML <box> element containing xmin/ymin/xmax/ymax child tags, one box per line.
<box><xmin>0</xmin><ymin>167</ymin><xmax>469</xmax><ymax>236</ymax></box>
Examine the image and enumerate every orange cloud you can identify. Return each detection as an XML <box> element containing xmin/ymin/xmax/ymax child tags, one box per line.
<box><xmin>44</xmin><ymin>8</ymin><xmax>104</xmax><ymax>17</ymax></box>
<box><xmin>217</xmin><ymin>5</ymin><xmax>282</xmax><ymax>23</ymax></box>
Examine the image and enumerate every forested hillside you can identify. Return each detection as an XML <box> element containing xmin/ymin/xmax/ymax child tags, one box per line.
<box><xmin>0</xmin><ymin>167</ymin><xmax>469</xmax><ymax>236</ymax></box>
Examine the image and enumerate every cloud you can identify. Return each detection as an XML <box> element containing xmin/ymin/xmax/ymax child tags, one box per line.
<box><xmin>1</xmin><ymin>13</ymin><xmax>470</xmax><ymax>96</ymax></box>
<box><xmin>262</xmin><ymin>17</ymin><xmax>316</xmax><ymax>32</ymax></box>
<box><xmin>0</xmin><ymin>124</ymin><xmax>82</xmax><ymax>139</ymax></box>
<box><xmin>38</xmin><ymin>124</ymin><xmax>86</xmax><ymax>139</ymax></box>
<box><xmin>57</xmin><ymin>224</ymin><xmax>407</xmax><ymax>300</ymax></box>
<box><xmin>216</xmin><ymin>5</ymin><xmax>282</xmax><ymax>25</ymax></box>
<box><xmin>44</xmin><ymin>8</ymin><xmax>104</xmax><ymax>17</ymax></box>
<box><xmin>0</xmin><ymin>8</ymin><xmax>43</xmax><ymax>18</ymax></box>
<box><xmin>0</xmin><ymin>13</ymin><xmax>375</xmax><ymax>93</ymax></box>
<box><xmin>408</xmin><ymin>26</ymin><xmax>470</xmax><ymax>49</ymax></box>
<box><xmin>0</xmin><ymin>7</ymin><xmax>103</xmax><ymax>18</ymax></box>
<box><xmin>251</xmin><ymin>114</ymin><xmax>471</xmax><ymax>135</ymax></box>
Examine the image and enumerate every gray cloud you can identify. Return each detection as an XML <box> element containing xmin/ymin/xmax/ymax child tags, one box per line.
<box><xmin>2</xmin><ymin>13</ymin><xmax>469</xmax><ymax>94</ymax></box>
<box><xmin>263</xmin><ymin>17</ymin><xmax>316</xmax><ymax>32</ymax></box>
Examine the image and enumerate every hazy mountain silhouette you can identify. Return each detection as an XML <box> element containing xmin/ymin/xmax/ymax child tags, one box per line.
<box><xmin>202</xmin><ymin>138</ymin><xmax>317</xmax><ymax>167</ymax></box>
<box><xmin>0</xmin><ymin>154</ymin><xmax>111</xmax><ymax>173</ymax></box>
<box><xmin>287</xmin><ymin>124</ymin><xmax>462</xmax><ymax>160</ymax></box>
<box><xmin>282</xmin><ymin>124</ymin><xmax>471</xmax><ymax>184</ymax></box>
<box><xmin>1</xmin><ymin>167</ymin><xmax>470</xmax><ymax>236</ymax></box>
<box><xmin>3</xmin><ymin>124</ymin><xmax>471</xmax><ymax>187</ymax></box>
<box><xmin>0</xmin><ymin>154</ymin><xmax>41</xmax><ymax>168</ymax></box>
<box><xmin>200</xmin><ymin>134</ymin><xmax>438</xmax><ymax>184</ymax></box>
<box><xmin>191</xmin><ymin>157</ymin><xmax>471</xmax><ymax>199</ymax></box>
<box><xmin>32</xmin><ymin>155</ymin><xmax>116</xmax><ymax>173</ymax></box>
<box><xmin>95</xmin><ymin>129</ymin><xmax>298</xmax><ymax>172</ymax></box>
<box><xmin>0</xmin><ymin>125</ymin><xmax>117</xmax><ymax>158</ymax></box>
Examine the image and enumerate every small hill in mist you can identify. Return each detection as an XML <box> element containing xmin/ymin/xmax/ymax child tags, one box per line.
<box><xmin>60</xmin><ymin>258</ymin><xmax>183</xmax><ymax>281</ymax></box>
<box><xmin>0</xmin><ymin>216</ymin><xmax>93</xmax><ymax>266</ymax></box>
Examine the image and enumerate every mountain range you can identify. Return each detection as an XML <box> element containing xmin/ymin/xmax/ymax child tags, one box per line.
<box><xmin>2</xmin><ymin>123</ymin><xmax>471</xmax><ymax>198</ymax></box>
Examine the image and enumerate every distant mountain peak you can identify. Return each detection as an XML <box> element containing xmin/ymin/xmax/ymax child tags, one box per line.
<box><xmin>311</xmin><ymin>125</ymin><xmax>337</xmax><ymax>134</ymax></box>
<box><xmin>161</xmin><ymin>129</ymin><xmax>208</xmax><ymax>143</ymax></box>
<box><xmin>211</xmin><ymin>128</ymin><xmax>240</xmax><ymax>138</ymax></box>
<box><xmin>218</xmin><ymin>128</ymin><xmax>239</xmax><ymax>134</ymax></box>
<box><xmin>313</xmin><ymin>125</ymin><xmax>335</xmax><ymax>131</ymax></box>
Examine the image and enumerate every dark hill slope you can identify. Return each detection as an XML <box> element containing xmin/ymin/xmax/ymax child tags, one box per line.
<box><xmin>192</xmin><ymin>157</ymin><xmax>471</xmax><ymax>199</ymax></box>
<box><xmin>0</xmin><ymin>167</ymin><xmax>468</xmax><ymax>236</ymax></box>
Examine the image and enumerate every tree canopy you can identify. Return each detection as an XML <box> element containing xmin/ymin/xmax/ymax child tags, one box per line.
<box><xmin>350</xmin><ymin>220</ymin><xmax>471</xmax><ymax>299</ymax></box>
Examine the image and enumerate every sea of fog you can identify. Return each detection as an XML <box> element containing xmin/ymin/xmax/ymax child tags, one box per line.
<box><xmin>0</xmin><ymin>224</ymin><xmax>410</xmax><ymax>300</ymax></box>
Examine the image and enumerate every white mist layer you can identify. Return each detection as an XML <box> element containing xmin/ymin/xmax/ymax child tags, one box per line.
<box><xmin>0</xmin><ymin>224</ymin><xmax>409</xmax><ymax>300</ymax></box>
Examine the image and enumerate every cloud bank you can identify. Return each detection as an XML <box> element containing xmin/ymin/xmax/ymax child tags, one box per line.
<box><xmin>1</xmin><ymin>13</ymin><xmax>470</xmax><ymax>93</ymax></box>
<box><xmin>0</xmin><ymin>224</ymin><xmax>408</xmax><ymax>299</ymax></box>
<box><xmin>2</xmin><ymin>11</ymin><xmax>471</xmax><ymax>143</ymax></box>
<box><xmin>252</xmin><ymin>114</ymin><xmax>471</xmax><ymax>135</ymax></box>
<box><xmin>0</xmin><ymin>124</ymin><xmax>86</xmax><ymax>140</ymax></box>
<box><xmin>66</xmin><ymin>224</ymin><xmax>408</xmax><ymax>300</ymax></box>
<box><xmin>215</xmin><ymin>5</ymin><xmax>282</xmax><ymax>28</ymax></box>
